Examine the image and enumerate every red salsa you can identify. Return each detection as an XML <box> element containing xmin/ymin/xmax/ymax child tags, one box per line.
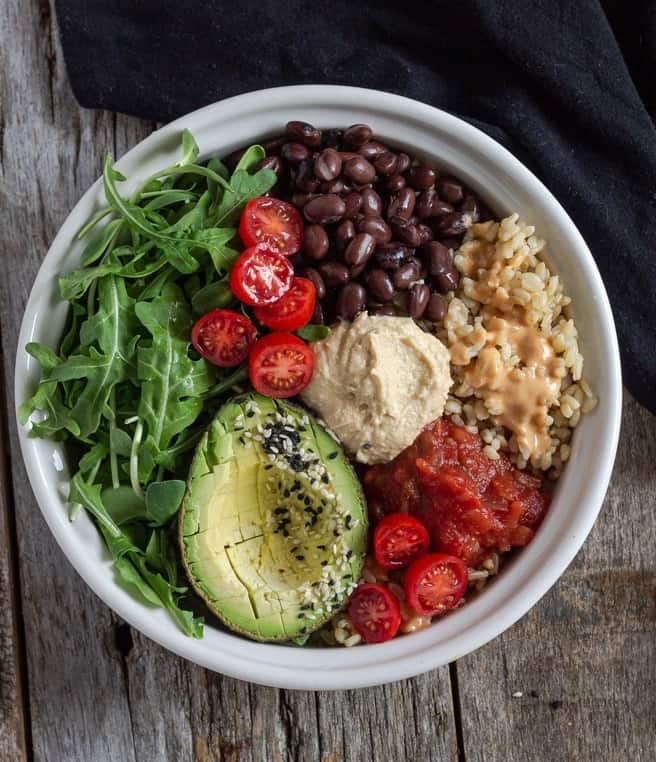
<box><xmin>364</xmin><ymin>419</ymin><xmax>550</xmax><ymax>567</ymax></box>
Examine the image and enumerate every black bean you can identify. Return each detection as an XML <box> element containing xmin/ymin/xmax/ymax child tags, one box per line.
<box><xmin>409</xmin><ymin>284</ymin><xmax>430</xmax><ymax>318</ymax></box>
<box><xmin>343</xmin><ymin>156</ymin><xmax>376</xmax><ymax>184</ymax></box>
<box><xmin>418</xmin><ymin>224</ymin><xmax>433</xmax><ymax>243</ymax></box>
<box><xmin>335</xmin><ymin>283</ymin><xmax>367</xmax><ymax>320</ymax></box>
<box><xmin>461</xmin><ymin>193</ymin><xmax>480</xmax><ymax>222</ymax></box>
<box><xmin>406</xmin><ymin>165</ymin><xmax>437</xmax><ymax>190</ymax></box>
<box><xmin>387</xmin><ymin>187</ymin><xmax>416</xmax><ymax>220</ymax></box>
<box><xmin>374</xmin><ymin>151</ymin><xmax>398</xmax><ymax>176</ymax></box>
<box><xmin>437</xmin><ymin>211</ymin><xmax>469</xmax><ymax>236</ymax></box>
<box><xmin>294</xmin><ymin>158</ymin><xmax>319</xmax><ymax>192</ymax></box>
<box><xmin>343</xmin><ymin>192</ymin><xmax>363</xmax><ymax>219</ymax></box>
<box><xmin>263</xmin><ymin>135</ymin><xmax>287</xmax><ymax>155</ymax></box>
<box><xmin>314</xmin><ymin>148</ymin><xmax>342</xmax><ymax>182</ymax></box>
<box><xmin>385</xmin><ymin>174</ymin><xmax>406</xmax><ymax>194</ymax></box>
<box><xmin>426</xmin><ymin>292</ymin><xmax>447</xmax><ymax>322</ymax></box>
<box><xmin>349</xmin><ymin>261</ymin><xmax>369</xmax><ymax>279</ymax></box>
<box><xmin>311</xmin><ymin>301</ymin><xmax>325</xmax><ymax>324</ymax></box>
<box><xmin>255</xmin><ymin>155</ymin><xmax>284</xmax><ymax>175</ymax></box>
<box><xmin>291</xmin><ymin>191</ymin><xmax>316</xmax><ymax>208</ymax></box>
<box><xmin>358</xmin><ymin>140</ymin><xmax>388</xmax><ymax>160</ymax></box>
<box><xmin>335</xmin><ymin>219</ymin><xmax>356</xmax><ymax>253</ymax></box>
<box><xmin>343</xmin><ymin>124</ymin><xmax>373</xmax><ymax>148</ymax></box>
<box><xmin>364</xmin><ymin>269</ymin><xmax>395</xmax><ymax>302</ymax></box>
<box><xmin>318</xmin><ymin>261</ymin><xmax>350</xmax><ymax>288</ymax></box>
<box><xmin>303</xmin><ymin>194</ymin><xmax>346</xmax><ymax>225</ymax></box>
<box><xmin>439</xmin><ymin>237</ymin><xmax>462</xmax><ymax>250</ymax></box>
<box><xmin>422</xmin><ymin>241</ymin><xmax>452</xmax><ymax>276</ymax></box>
<box><xmin>393</xmin><ymin>261</ymin><xmax>420</xmax><ymax>290</ymax></box>
<box><xmin>371</xmin><ymin>304</ymin><xmax>396</xmax><ymax>317</ymax></box>
<box><xmin>360</xmin><ymin>188</ymin><xmax>383</xmax><ymax>217</ymax></box>
<box><xmin>302</xmin><ymin>224</ymin><xmax>330</xmax><ymax>260</ymax></box>
<box><xmin>433</xmin><ymin>267</ymin><xmax>460</xmax><ymax>293</ymax></box>
<box><xmin>285</xmin><ymin>121</ymin><xmax>321</xmax><ymax>148</ymax></box>
<box><xmin>407</xmin><ymin>254</ymin><xmax>427</xmax><ymax>280</ymax></box>
<box><xmin>438</xmin><ymin>177</ymin><xmax>464</xmax><ymax>204</ymax></box>
<box><xmin>395</xmin><ymin>153</ymin><xmax>411</xmax><ymax>173</ymax></box>
<box><xmin>281</xmin><ymin>142</ymin><xmax>310</xmax><ymax>164</ymax></box>
<box><xmin>390</xmin><ymin>217</ymin><xmax>422</xmax><ymax>247</ymax></box>
<box><xmin>289</xmin><ymin>252</ymin><xmax>306</xmax><ymax>270</ymax></box>
<box><xmin>344</xmin><ymin>233</ymin><xmax>376</xmax><ymax>267</ymax></box>
<box><xmin>304</xmin><ymin>267</ymin><xmax>327</xmax><ymax>300</ymax></box>
<box><xmin>324</xmin><ymin>128</ymin><xmax>344</xmax><ymax>148</ymax></box>
<box><xmin>356</xmin><ymin>216</ymin><xmax>392</xmax><ymax>244</ymax></box>
<box><xmin>374</xmin><ymin>243</ymin><xmax>408</xmax><ymax>270</ymax></box>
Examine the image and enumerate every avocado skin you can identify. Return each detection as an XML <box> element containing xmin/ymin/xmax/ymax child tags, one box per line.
<box><xmin>179</xmin><ymin>393</ymin><xmax>368</xmax><ymax>642</ymax></box>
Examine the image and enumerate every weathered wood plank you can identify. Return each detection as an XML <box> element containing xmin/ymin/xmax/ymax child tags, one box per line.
<box><xmin>0</xmin><ymin>2</ymin><xmax>148</xmax><ymax>760</ymax></box>
<box><xmin>0</xmin><ymin>349</ymin><xmax>28</xmax><ymax>761</ymax></box>
<box><xmin>456</xmin><ymin>393</ymin><xmax>656</xmax><ymax>762</ymax></box>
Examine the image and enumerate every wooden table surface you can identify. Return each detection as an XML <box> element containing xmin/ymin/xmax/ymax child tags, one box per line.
<box><xmin>1</xmin><ymin>3</ymin><xmax>655</xmax><ymax>760</ymax></box>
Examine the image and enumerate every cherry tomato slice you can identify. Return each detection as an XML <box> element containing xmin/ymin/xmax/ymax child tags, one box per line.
<box><xmin>374</xmin><ymin>513</ymin><xmax>430</xmax><ymax>570</ymax></box>
<box><xmin>248</xmin><ymin>332</ymin><xmax>314</xmax><ymax>398</ymax></box>
<box><xmin>229</xmin><ymin>245</ymin><xmax>294</xmax><ymax>307</ymax></box>
<box><xmin>404</xmin><ymin>553</ymin><xmax>468</xmax><ymax>617</ymax></box>
<box><xmin>253</xmin><ymin>277</ymin><xmax>316</xmax><ymax>332</ymax></box>
<box><xmin>191</xmin><ymin>309</ymin><xmax>258</xmax><ymax>368</ymax></box>
<box><xmin>347</xmin><ymin>583</ymin><xmax>401</xmax><ymax>644</ymax></box>
<box><xmin>239</xmin><ymin>197</ymin><xmax>303</xmax><ymax>256</ymax></box>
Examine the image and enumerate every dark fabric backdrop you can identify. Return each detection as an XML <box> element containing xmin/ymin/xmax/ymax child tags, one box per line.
<box><xmin>54</xmin><ymin>0</ymin><xmax>656</xmax><ymax>412</ymax></box>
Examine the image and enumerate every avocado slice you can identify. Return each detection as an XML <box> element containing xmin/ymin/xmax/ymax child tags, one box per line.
<box><xmin>179</xmin><ymin>393</ymin><xmax>368</xmax><ymax>642</ymax></box>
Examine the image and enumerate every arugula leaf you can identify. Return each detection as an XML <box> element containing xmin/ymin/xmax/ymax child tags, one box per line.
<box><xmin>296</xmin><ymin>324</ymin><xmax>331</xmax><ymax>342</ymax></box>
<box><xmin>135</xmin><ymin>285</ymin><xmax>213</xmax><ymax>475</ymax></box>
<box><xmin>71</xmin><ymin>473</ymin><xmax>202</xmax><ymax>637</ymax></box>
<box><xmin>177</xmin><ymin>129</ymin><xmax>199</xmax><ymax>167</ymax></box>
<box><xmin>144</xmin><ymin>480</ymin><xmax>186</xmax><ymax>526</ymax></box>
<box><xmin>50</xmin><ymin>276</ymin><xmax>138</xmax><ymax>437</ymax></box>
<box><xmin>191</xmin><ymin>278</ymin><xmax>234</xmax><ymax>315</ymax></box>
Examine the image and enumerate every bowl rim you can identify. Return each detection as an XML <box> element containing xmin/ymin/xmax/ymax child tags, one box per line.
<box><xmin>15</xmin><ymin>85</ymin><xmax>622</xmax><ymax>690</ymax></box>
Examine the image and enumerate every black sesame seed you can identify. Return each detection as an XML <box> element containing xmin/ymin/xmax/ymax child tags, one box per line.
<box><xmin>246</xmin><ymin>410</ymin><xmax>255</xmax><ymax>417</ymax></box>
<box><xmin>321</xmin><ymin>475</ymin><xmax>330</xmax><ymax>484</ymax></box>
<box><xmin>238</xmin><ymin>436</ymin><xmax>245</xmax><ymax>445</ymax></box>
<box><xmin>317</xmin><ymin>544</ymin><xmax>326</xmax><ymax>550</ymax></box>
<box><xmin>321</xmin><ymin>560</ymin><xmax>328</xmax><ymax>567</ymax></box>
<box><xmin>264</xmin><ymin>464</ymin><xmax>273</xmax><ymax>470</ymax></box>
<box><xmin>346</xmin><ymin>550</ymin><xmax>353</xmax><ymax>559</ymax></box>
<box><xmin>284</xmin><ymin>489</ymin><xmax>290</xmax><ymax>498</ymax></box>
<box><xmin>363</xmin><ymin>442</ymin><xmax>372</xmax><ymax>450</ymax></box>
<box><xmin>328</xmin><ymin>451</ymin><xmax>338</xmax><ymax>459</ymax></box>
<box><xmin>295</xmin><ymin>555</ymin><xmax>305</xmax><ymax>561</ymax></box>
<box><xmin>333</xmin><ymin>530</ymin><xmax>340</xmax><ymax>537</ymax></box>
<box><xmin>342</xmin><ymin>574</ymin><xmax>353</xmax><ymax>580</ymax></box>
<box><xmin>297</xmin><ymin>613</ymin><xmax>306</xmax><ymax>619</ymax></box>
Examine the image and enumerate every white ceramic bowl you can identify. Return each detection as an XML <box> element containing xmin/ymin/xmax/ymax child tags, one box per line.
<box><xmin>15</xmin><ymin>85</ymin><xmax>622</xmax><ymax>690</ymax></box>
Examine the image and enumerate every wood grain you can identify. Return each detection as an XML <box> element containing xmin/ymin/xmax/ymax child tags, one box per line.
<box><xmin>1</xmin><ymin>0</ymin><xmax>655</xmax><ymax>760</ymax></box>
<box><xmin>455</xmin><ymin>393</ymin><xmax>656</xmax><ymax>762</ymax></box>
<box><xmin>0</xmin><ymin>346</ymin><xmax>28</xmax><ymax>761</ymax></box>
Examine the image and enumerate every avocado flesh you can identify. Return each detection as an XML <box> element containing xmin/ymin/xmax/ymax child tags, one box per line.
<box><xmin>179</xmin><ymin>393</ymin><xmax>368</xmax><ymax>642</ymax></box>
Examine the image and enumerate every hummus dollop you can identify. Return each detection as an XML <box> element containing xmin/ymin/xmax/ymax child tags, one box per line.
<box><xmin>300</xmin><ymin>313</ymin><xmax>452</xmax><ymax>464</ymax></box>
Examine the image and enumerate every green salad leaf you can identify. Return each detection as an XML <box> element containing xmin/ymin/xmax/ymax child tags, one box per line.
<box><xmin>20</xmin><ymin>129</ymin><xmax>277</xmax><ymax>637</ymax></box>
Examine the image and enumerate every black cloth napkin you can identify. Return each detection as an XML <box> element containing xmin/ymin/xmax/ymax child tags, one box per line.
<box><xmin>54</xmin><ymin>0</ymin><xmax>656</xmax><ymax>412</ymax></box>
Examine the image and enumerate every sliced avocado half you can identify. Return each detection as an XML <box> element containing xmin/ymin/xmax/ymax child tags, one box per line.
<box><xmin>179</xmin><ymin>392</ymin><xmax>368</xmax><ymax>642</ymax></box>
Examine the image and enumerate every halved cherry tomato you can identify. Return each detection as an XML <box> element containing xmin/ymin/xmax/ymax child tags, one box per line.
<box><xmin>248</xmin><ymin>332</ymin><xmax>314</xmax><ymax>398</ymax></box>
<box><xmin>191</xmin><ymin>309</ymin><xmax>257</xmax><ymax>368</ymax></box>
<box><xmin>404</xmin><ymin>553</ymin><xmax>468</xmax><ymax>617</ymax></box>
<box><xmin>253</xmin><ymin>277</ymin><xmax>316</xmax><ymax>332</ymax></box>
<box><xmin>348</xmin><ymin>583</ymin><xmax>401</xmax><ymax>643</ymax></box>
<box><xmin>239</xmin><ymin>197</ymin><xmax>303</xmax><ymax>256</ymax></box>
<box><xmin>374</xmin><ymin>513</ymin><xmax>430</xmax><ymax>570</ymax></box>
<box><xmin>229</xmin><ymin>245</ymin><xmax>294</xmax><ymax>306</ymax></box>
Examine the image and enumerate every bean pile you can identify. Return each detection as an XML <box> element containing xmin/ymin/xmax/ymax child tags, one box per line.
<box><xmin>228</xmin><ymin>121</ymin><xmax>492</xmax><ymax>324</ymax></box>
